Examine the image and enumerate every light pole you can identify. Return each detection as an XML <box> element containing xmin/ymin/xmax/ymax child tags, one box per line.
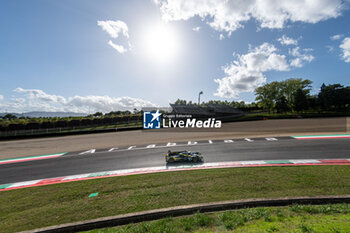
<box><xmin>198</xmin><ymin>91</ymin><xmax>203</xmax><ymax>105</ymax></box>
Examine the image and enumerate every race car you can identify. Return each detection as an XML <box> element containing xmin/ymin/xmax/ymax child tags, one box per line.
<box><xmin>165</xmin><ymin>150</ymin><xmax>203</xmax><ymax>163</ymax></box>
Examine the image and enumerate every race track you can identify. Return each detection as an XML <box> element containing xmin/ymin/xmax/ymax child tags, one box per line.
<box><xmin>1</xmin><ymin>136</ymin><xmax>350</xmax><ymax>185</ymax></box>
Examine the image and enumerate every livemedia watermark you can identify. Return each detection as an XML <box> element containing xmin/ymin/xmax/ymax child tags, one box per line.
<box><xmin>142</xmin><ymin>109</ymin><xmax>221</xmax><ymax>130</ymax></box>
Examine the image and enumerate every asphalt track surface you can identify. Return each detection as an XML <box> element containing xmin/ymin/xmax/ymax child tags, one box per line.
<box><xmin>1</xmin><ymin>137</ymin><xmax>349</xmax><ymax>184</ymax></box>
<box><xmin>1</xmin><ymin>117</ymin><xmax>348</xmax><ymax>159</ymax></box>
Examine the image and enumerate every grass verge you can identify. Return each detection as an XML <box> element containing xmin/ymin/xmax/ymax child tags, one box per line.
<box><xmin>84</xmin><ymin>203</ymin><xmax>350</xmax><ymax>233</ymax></box>
<box><xmin>1</xmin><ymin>166</ymin><xmax>350</xmax><ymax>232</ymax></box>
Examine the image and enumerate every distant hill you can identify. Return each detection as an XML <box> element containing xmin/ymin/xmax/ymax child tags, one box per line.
<box><xmin>0</xmin><ymin>111</ymin><xmax>87</xmax><ymax>118</ymax></box>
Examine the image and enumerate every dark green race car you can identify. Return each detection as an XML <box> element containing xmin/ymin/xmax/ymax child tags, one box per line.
<box><xmin>165</xmin><ymin>150</ymin><xmax>203</xmax><ymax>163</ymax></box>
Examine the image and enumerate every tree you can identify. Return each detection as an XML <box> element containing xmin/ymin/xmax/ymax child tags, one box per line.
<box><xmin>279</xmin><ymin>78</ymin><xmax>312</xmax><ymax>109</ymax></box>
<box><xmin>343</xmin><ymin>87</ymin><xmax>350</xmax><ymax>109</ymax></box>
<box><xmin>93</xmin><ymin>112</ymin><xmax>103</xmax><ymax>117</ymax></box>
<box><xmin>3</xmin><ymin>114</ymin><xmax>17</xmax><ymax>120</ymax></box>
<box><xmin>174</xmin><ymin>99</ymin><xmax>187</xmax><ymax>105</ymax></box>
<box><xmin>308</xmin><ymin>95</ymin><xmax>320</xmax><ymax>111</ymax></box>
<box><xmin>275</xmin><ymin>95</ymin><xmax>290</xmax><ymax>113</ymax></box>
<box><xmin>293</xmin><ymin>89</ymin><xmax>308</xmax><ymax>112</ymax></box>
<box><xmin>255</xmin><ymin>81</ymin><xmax>280</xmax><ymax>112</ymax></box>
<box><xmin>255</xmin><ymin>78</ymin><xmax>312</xmax><ymax>112</ymax></box>
<box><xmin>318</xmin><ymin>83</ymin><xmax>347</xmax><ymax>110</ymax></box>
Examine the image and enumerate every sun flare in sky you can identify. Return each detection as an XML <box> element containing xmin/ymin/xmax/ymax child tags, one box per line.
<box><xmin>141</xmin><ymin>23</ymin><xmax>180</xmax><ymax>64</ymax></box>
<box><xmin>2</xmin><ymin>0</ymin><xmax>350</xmax><ymax>113</ymax></box>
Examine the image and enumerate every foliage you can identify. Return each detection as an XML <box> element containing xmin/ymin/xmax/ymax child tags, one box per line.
<box><xmin>174</xmin><ymin>99</ymin><xmax>187</xmax><ymax>105</ymax></box>
<box><xmin>319</xmin><ymin>83</ymin><xmax>350</xmax><ymax>110</ymax></box>
<box><xmin>255</xmin><ymin>81</ymin><xmax>281</xmax><ymax>112</ymax></box>
<box><xmin>0</xmin><ymin>112</ymin><xmax>142</xmax><ymax>131</ymax></box>
<box><xmin>293</xmin><ymin>89</ymin><xmax>309</xmax><ymax>112</ymax></box>
<box><xmin>254</xmin><ymin>79</ymin><xmax>350</xmax><ymax>113</ymax></box>
<box><xmin>255</xmin><ymin>78</ymin><xmax>313</xmax><ymax>112</ymax></box>
<box><xmin>275</xmin><ymin>95</ymin><xmax>290</xmax><ymax>113</ymax></box>
<box><xmin>175</xmin><ymin>99</ymin><xmax>259</xmax><ymax>111</ymax></box>
<box><xmin>2</xmin><ymin>114</ymin><xmax>17</xmax><ymax>120</ymax></box>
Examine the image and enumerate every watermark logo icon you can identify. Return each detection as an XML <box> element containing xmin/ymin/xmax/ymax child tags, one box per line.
<box><xmin>143</xmin><ymin>110</ymin><xmax>161</xmax><ymax>129</ymax></box>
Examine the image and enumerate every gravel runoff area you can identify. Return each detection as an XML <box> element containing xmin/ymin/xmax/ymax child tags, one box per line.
<box><xmin>0</xmin><ymin>117</ymin><xmax>348</xmax><ymax>159</ymax></box>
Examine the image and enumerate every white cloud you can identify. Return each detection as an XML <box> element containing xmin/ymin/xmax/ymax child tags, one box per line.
<box><xmin>67</xmin><ymin>95</ymin><xmax>157</xmax><ymax>113</ymax></box>
<box><xmin>214</xmin><ymin>43</ymin><xmax>289</xmax><ymax>98</ymax></box>
<box><xmin>290</xmin><ymin>58</ymin><xmax>303</xmax><ymax>68</ymax></box>
<box><xmin>0</xmin><ymin>88</ymin><xmax>157</xmax><ymax>113</ymax></box>
<box><xmin>192</xmin><ymin>26</ymin><xmax>200</xmax><ymax>32</ymax></box>
<box><xmin>0</xmin><ymin>95</ymin><xmax>3</xmax><ymax>101</ymax></box>
<box><xmin>278</xmin><ymin>35</ymin><xmax>298</xmax><ymax>45</ymax></box>
<box><xmin>97</xmin><ymin>20</ymin><xmax>129</xmax><ymax>39</ymax></box>
<box><xmin>340</xmin><ymin>37</ymin><xmax>350</xmax><ymax>62</ymax></box>
<box><xmin>219</xmin><ymin>34</ymin><xmax>225</xmax><ymax>40</ymax></box>
<box><xmin>330</xmin><ymin>34</ymin><xmax>343</xmax><ymax>40</ymax></box>
<box><xmin>214</xmin><ymin>42</ymin><xmax>315</xmax><ymax>98</ymax></box>
<box><xmin>97</xmin><ymin>20</ymin><xmax>131</xmax><ymax>54</ymax></box>
<box><xmin>155</xmin><ymin>0</ymin><xmax>345</xmax><ymax>35</ymax></box>
<box><xmin>108</xmin><ymin>40</ymin><xmax>127</xmax><ymax>54</ymax></box>
<box><xmin>14</xmin><ymin>87</ymin><xmax>66</xmax><ymax>104</ymax></box>
<box><xmin>289</xmin><ymin>47</ymin><xmax>314</xmax><ymax>67</ymax></box>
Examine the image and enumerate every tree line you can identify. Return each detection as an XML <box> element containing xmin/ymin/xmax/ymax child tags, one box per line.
<box><xmin>255</xmin><ymin>79</ymin><xmax>350</xmax><ymax>113</ymax></box>
<box><xmin>1</xmin><ymin>78</ymin><xmax>349</xmax><ymax>132</ymax></box>
<box><xmin>174</xmin><ymin>99</ymin><xmax>260</xmax><ymax>111</ymax></box>
<box><xmin>0</xmin><ymin>111</ymin><xmax>141</xmax><ymax>131</ymax></box>
<box><xmin>175</xmin><ymin>78</ymin><xmax>350</xmax><ymax>113</ymax></box>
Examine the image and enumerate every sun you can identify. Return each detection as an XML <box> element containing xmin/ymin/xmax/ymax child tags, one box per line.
<box><xmin>142</xmin><ymin>23</ymin><xmax>179</xmax><ymax>64</ymax></box>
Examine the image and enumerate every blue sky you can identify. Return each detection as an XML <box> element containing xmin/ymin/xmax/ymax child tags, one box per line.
<box><xmin>0</xmin><ymin>0</ymin><xmax>350</xmax><ymax>113</ymax></box>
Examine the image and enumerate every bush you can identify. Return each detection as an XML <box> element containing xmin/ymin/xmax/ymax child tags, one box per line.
<box><xmin>25</xmin><ymin>122</ymin><xmax>40</xmax><ymax>130</ymax></box>
<box><xmin>8</xmin><ymin>123</ymin><xmax>25</xmax><ymax>131</ymax></box>
<box><xmin>55</xmin><ymin>120</ymin><xmax>67</xmax><ymax>128</ymax></box>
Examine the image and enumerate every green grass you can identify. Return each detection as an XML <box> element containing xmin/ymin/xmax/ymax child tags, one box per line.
<box><xmin>1</xmin><ymin>166</ymin><xmax>350</xmax><ymax>232</ymax></box>
<box><xmin>85</xmin><ymin>204</ymin><xmax>350</xmax><ymax>233</ymax></box>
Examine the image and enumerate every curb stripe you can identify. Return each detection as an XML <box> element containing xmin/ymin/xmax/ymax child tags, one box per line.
<box><xmin>0</xmin><ymin>152</ymin><xmax>66</xmax><ymax>165</ymax></box>
<box><xmin>289</xmin><ymin>159</ymin><xmax>321</xmax><ymax>164</ymax></box>
<box><xmin>1</xmin><ymin>158</ymin><xmax>350</xmax><ymax>192</ymax></box>
<box><xmin>0</xmin><ymin>184</ymin><xmax>12</xmax><ymax>189</ymax></box>
<box><xmin>293</xmin><ymin>134</ymin><xmax>350</xmax><ymax>140</ymax></box>
<box><xmin>265</xmin><ymin>160</ymin><xmax>292</xmax><ymax>164</ymax></box>
<box><xmin>319</xmin><ymin>159</ymin><xmax>350</xmax><ymax>163</ymax></box>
